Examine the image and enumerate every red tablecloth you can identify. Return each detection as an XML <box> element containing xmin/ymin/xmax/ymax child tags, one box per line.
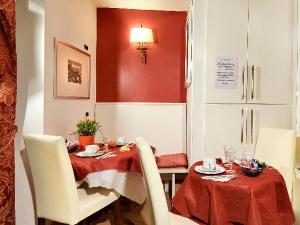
<box><xmin>69</xmin><ymin>144</ymin><xmax>154</xmax><ymax>181</ymax></box>
<box><xmin>172</xmin><ymin>161</ymin><xmax>295</xmax><ymax>225</ymax></box>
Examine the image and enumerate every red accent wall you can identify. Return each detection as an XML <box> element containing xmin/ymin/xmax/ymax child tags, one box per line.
<box><xmin>96</xmin><ymin>8</ymin><xmax>187</xmax><ymax>103</ymax></box>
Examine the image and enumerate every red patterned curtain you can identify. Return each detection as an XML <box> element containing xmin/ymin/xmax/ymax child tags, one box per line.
<box><xmin>0</xmin><ymin>0</ymin><xmax>17</xmax><ymax>224</ymax></box>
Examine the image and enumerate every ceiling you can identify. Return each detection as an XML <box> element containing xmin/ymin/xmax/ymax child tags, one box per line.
<box><xmin>94</xmin><ymin>0</ymin><xmax>189</xmax><ymax>11</ymax></box>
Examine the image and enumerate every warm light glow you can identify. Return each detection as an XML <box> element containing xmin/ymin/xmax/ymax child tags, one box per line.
<box><xmin>130</xmin><ymin>27</ymin><xmax>154</xmax><ymax>43</ymax></box>
<box><xmin>130</xmin><ymin>26</ymin><xmax>154</xmax><ymax>64</ymax></box>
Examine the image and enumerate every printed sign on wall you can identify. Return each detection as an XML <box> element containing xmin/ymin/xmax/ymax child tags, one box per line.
<box><xmin>215</xmin><ymin>57</ymin><xmax>238</xmax><ymax>89</ymax></box>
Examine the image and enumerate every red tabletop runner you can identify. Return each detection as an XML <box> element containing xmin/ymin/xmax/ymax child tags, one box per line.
<box><xmin>172</xmin><ymin>161</ymin><xmax>295</xmax><ymax>225</ymax></box>
<box><xmin>69</xmin><ymin>144</ymin><xmax>155</xmax><ymax>181</ymax></box>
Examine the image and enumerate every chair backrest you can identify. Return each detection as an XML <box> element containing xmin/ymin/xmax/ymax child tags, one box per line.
<box><xmin>292</xmin><ymin>138</ymin><xmax>300</xmax><ymax>222</ymax></box>
<box><xmin>136</xmin><ymin>137</ymin><xmax>170</xmax><ymax>225</ymax></box>
<box><xmin>23</xmin><ymin>134</ymin><xmax>79</xmax><ymax>224</ymax></box>
<box><xmin>254</xmin><ymin>128</ymin><xmax>296</xmax><ymax>198</ymax></box>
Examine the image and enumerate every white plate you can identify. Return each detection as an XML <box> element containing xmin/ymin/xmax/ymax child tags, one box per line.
<box><xmin>76</xmin><ymin>151</ymin><xmax>104</xmax><ymax>158</ymax></box>
<box><xmin>234</xmin><ymin>159</ymin><xmax>241</xmax><ymax>165</ymax></box>
<box><xmin>194</xmin><ymin>165</ymin><xmax>226</xmax><ymax>175</ymax></box>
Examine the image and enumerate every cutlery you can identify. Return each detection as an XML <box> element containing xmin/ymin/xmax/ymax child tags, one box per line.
<box><xmin>202</xmin><ymin>174</ymin><xmax>237</xmax><ymax>182</ymax></box>
<box><xmin>202</xmin><ymin>174</ymin><xmax>236</xmax><ymax>179</ymax></box>
<box><xmin>96</xmin><ymin>151</ymin><xmax>116</xmax><ymax>159</ymax></box>
<box><xmin>104</xmin><ymin>154</ymin><xmax>117</xmax><ymax>158</ymax></box>
<box><xmin>96</xmin><ymin>153</ymin><xmax>111</xmax><ymax>159</ymax></box>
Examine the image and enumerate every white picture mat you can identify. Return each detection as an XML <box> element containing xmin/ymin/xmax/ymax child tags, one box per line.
<box><xmin>55</xmin><ymin>41</ymin><xmax>90</xmax><ymax>98</ymax></box>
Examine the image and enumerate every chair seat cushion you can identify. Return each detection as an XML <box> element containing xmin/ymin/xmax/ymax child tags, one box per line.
<box><xmin>78</xmin><ymin>186</ymin><xmax>119</xmax><ymax>221</ymax></box>
<box><xmin>156</xmin><ymin>153</ymin><xmax>188</xmax><ymax>168</ymax></box>
<box><xmin>169</xmin><ymin>212</ymin><xmax>199</xmax><ymax>225</ymax></box>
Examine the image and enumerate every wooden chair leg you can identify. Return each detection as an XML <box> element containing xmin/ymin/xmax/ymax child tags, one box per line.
<box><xmin>38</xmin><ymin>218</ymin><xmax>46</xmax><ymax>225</ymax></box>
<box><xmin>112</xmin><ymin>200</ymin><xmax>134</xmax><ymax>225</ymax></box>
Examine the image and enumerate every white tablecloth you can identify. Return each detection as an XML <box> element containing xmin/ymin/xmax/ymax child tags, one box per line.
<box><xmin>77</xmin><ymin>169</ymin><xmax>147</xmax><ymax>204</ymax></box>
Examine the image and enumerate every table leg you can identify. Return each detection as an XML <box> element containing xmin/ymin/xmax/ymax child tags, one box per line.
<box><xmin>113</xmin><ymin>199</ymin><xmax>134</xmax><ymax>225</ymax></box>
<box><xmin>164</xmin><ymin>180</ymin><xmax>169</xmax><ymax>193</ymax></box>
<box><xmin>171</xmin><ymin>173</ymin><xmax>176</xmax><ymax>198</ymax></box>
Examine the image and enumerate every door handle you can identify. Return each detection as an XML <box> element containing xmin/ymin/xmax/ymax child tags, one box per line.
<box><xmin>251</xmin><ymin>109</ymin><xmax>254</xmax><ymax>144</ymax></box>
<box><xmin>241</xmin><ymin>109</ymin><xmax>244</xmax><ymax>143</ymax></box>
<box><xmin>251</xmin><ymin>65</ymin><xmax>255</xmax><ymax>100</ymax></box>
<box><xmin>241</xmin><ymin>66</ymin><xmax>246</xmax><ymax>100</ymax></box>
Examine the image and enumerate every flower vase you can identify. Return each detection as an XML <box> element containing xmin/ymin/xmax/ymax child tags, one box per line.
<box><xmin>78</xmin><ymin>135</ymin><xmax>95</xmax><ymax>146</ymax></box>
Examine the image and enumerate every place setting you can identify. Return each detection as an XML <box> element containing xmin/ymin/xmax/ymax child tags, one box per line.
<box><xmin>193</xmin><ymin>144</ymin><xmax>234</xmax><ymax>182</ymax></box>
<box><xmin>76</xmin><ymin>144</ymin><xmax>107</xmax><ymax>158</ymax></box>
<box><xmin>194</xmin><ymin>157</ymin><xmax>237</xmax><ymax>182</ymax></box>
<box><xmin>102</xmin><ymin>133</ymin><xmax>134</xmax><ymax>152</ymax></box>
<box><xmin>73</xmin><ymin>130</ymin><xmax>132</xmax><ymax>159</ymax></box>
<box><xmin>194</xmin><ymin>145</ymin><xmax>267</xmax><ymax>182</ymax></box>
<box><xmin>194</xmin><ymin>158</ymin><xmax>225</xmax><ymax>175</ymax></box>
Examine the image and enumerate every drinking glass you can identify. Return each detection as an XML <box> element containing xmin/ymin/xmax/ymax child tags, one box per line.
<box><xmin>240</xmin><ymin>151</ymin><xmax>254</xmax><ymax>168</ymax></box>
<box><xmin>102</xmin><ymin>133</ymin><xmax>111</xmax><ymax>152</ymax></box>
<box><xmin>223</xmin><ymin>145</ymin><xmax>236</xmax><ymax>174</ymax></box>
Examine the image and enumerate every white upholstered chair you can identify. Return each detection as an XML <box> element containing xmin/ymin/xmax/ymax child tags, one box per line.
<box><xmin>254</xmin><ymin>128</ymin><xmax>296</xmax><ymax>198</ymax></box>
<box><xmin>292</xmin><ymin>137</ymin><xmax>300</xmax><ymax>224</ymax></box>
<box><xmin>23</xmin><ymin>134</ymin><xmax>120</xmax><ymax>225</ymax></box>
<box><xmin>136</xmin><ymin>137</ymin><xmax>198</xmax><ymax>225</ymax></box>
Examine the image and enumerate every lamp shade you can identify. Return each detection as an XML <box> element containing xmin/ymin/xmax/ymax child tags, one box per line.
<box><xmin>130</xmin><ymin>27</ymin><xmax>154</xmax><ymax>43</ymax></box>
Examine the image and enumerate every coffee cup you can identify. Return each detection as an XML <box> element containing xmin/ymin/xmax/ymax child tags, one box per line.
<box><xmin>117</xmin><ymin>137</ymin><xmax>126</xmax><ymax>146</ymax></box>
<box><xmin>85</xmin><ymin>145</ymin><xmax>99</xmax><ymax>154</ymax></box>
<box><xmin>203</xmin><ymin>158</ymin><xmax>216</xmax><ymax>171</ymax></box>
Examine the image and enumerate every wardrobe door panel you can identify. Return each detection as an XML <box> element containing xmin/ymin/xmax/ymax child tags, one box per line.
<box><xmin>206</xmin><ymin>0</ymin><xmax>248</xmax><ymax>104</ymax></box>
<box><xmin>248</xmin><ymin>0</ymin><xmax>293</xmax><ymax>104</ymax></box>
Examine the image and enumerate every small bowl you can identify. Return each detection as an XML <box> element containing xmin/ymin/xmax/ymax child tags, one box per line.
<box><xmin>240</xmin><ymin>167</ymin><xmax>264</xmax><ymax>177</ymax></box>
<box><xmin>67</xmin><ymin>145</ymin><xmax>78</xmax><ymax>153</ymax></box>
<box><xmin>240</xmin><ymin>159</ymin><xmax>266</xmax><ymax>177</ymax></box>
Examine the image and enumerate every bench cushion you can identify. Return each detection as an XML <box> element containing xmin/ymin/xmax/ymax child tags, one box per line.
<box><xmin>156</xmin><ymin>153</ymin><xmax>188</xmax><ymax>168</ymax></box>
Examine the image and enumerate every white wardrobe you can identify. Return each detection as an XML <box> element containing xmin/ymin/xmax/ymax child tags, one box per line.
<box><xmin>187</xmin><ymin>0</ymin><xmax>296</xmax><ymax>164</ymax></box>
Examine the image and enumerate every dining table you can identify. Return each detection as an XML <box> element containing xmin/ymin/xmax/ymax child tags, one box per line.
<box><xmin>69</xmin><ymin>144</ymin><xmax>155</xmax><ymax>204</ymax></box>
<box><xmin>172</xmin><ymin>160</ymin><xmax>295</xmax><ymax>225</ymax></box>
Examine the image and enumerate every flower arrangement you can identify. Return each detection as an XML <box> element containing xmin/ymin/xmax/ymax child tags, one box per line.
<box><xmin>75</xmin><ymin>119</ymin><xmax>101</xmax><ymax>136</ymax></box>
<box><xmin>73</xmin><ymin>119</ymin><xmax>101</xmax><ymax>146</ymax></box>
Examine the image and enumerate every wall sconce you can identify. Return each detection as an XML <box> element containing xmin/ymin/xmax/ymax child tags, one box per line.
<box><xmin>130</xmin><ymin>25</ymin><xmax>154</xmax><ymax>64</ymax></box>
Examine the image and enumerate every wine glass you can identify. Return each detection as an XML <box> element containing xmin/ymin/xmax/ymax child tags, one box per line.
<box><xmin>102</xmin><ymin>133</ymin><xmax>111</xmax><ymax>152</ymax></box>
<box><xmin>223</xmin><ymin>145</ymin><xmax>236</xmax><ymax>174</ymax></box>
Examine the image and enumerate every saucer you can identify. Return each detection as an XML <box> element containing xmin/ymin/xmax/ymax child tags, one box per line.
<box><xmin>234</xmin><ymin>159</ymin><xmax>241</xmax><ymax>165</ymax></box>
<box><xmin>76</xmin><ymin>151</ymin><xmax>103</xmax><ymax>158</ymax></box>
<box><xmin>194</xmin><ymin>165</ymin><xmax>225</xmax><ymax>175</ymax></box>
<box><xmin>201</xmin><ymin>167</ymin><xmax>218</xmax><ymax>172</ymax></box>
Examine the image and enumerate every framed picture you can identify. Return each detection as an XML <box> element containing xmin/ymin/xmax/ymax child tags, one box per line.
<box><xmin>55</xmin><ymin>39</ymin><xmax>91</xmax><ymax>99</ymax></box>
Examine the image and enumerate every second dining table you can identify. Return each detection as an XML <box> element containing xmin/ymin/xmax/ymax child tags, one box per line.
<box><xmin>172</xmin><ymin>160</ymin><xmax>295</xmax><ymax>225</ymax></box>
<box><xmin>69</xmin><ymin>144</ymin><xmax>155</xmax><ymax>204</ymax></box>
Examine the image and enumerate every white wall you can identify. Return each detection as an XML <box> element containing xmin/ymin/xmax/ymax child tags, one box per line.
<box><xmin>15</xmin><ymin>0</ymin><xmax>187</xmax><ymax>222</ymax></box>
<box><xmin>15</xmin><ymin>0</ymin><xmax>96</xmax><ymax>224</ymax></box>
<box><xmin>43</xmin><ymin>0</ymin><xmax>186</xmax><ymax>155</ymax></box>
<box><xmin>44</xmin><ymin>0</ymin><xmax>97</xmax><ymax>138</ymax></box>
<box><xmin>15</xmin><ymin>0</ymin><xmax>45</xmax><ymax>224</ymax></box>
<box><xmin>95</xmin><ymin>103</ymin><xmax>186</xmax><ymax>155</ymax></box>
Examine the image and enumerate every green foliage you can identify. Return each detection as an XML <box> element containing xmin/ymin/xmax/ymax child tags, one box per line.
<box><xmin>75</xmin><ymin>119</ymin><xmax>101</xmax><ymax>136</ymax></box>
